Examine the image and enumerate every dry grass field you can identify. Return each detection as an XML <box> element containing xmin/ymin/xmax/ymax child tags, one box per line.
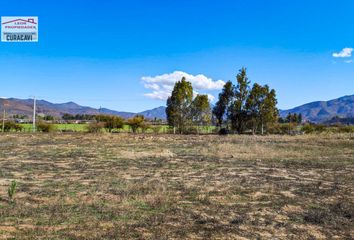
<box><xmin>0</xmin><ymin>133</ymin><xmax>353</xmax><ymax>239</ymax></box>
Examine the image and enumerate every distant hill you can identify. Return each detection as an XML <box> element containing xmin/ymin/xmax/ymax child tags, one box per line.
<box><xmin>139</xmin><ymin>106</ymin><xmax>166</xmax><ymax>120</ymax></box>
<box><xmin>0</xmin><ymin>98</ymin><xmax>165</xmax><ymax>120</ymax></box>
<box><xmin>280</xmin><ymin>95</ymin><xmax>354</xmax><ymax>123</ymax></box>
<box><xmin>323</xmin><ymin>116</ymin><xmax>354</xmax><ymax>125</ymax></box>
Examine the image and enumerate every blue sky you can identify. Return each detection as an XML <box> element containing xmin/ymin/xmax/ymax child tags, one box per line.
<box><xmin>0</xmin><ymin>0</ymin><xmax>353</xmax><ymax>112</ymax></box>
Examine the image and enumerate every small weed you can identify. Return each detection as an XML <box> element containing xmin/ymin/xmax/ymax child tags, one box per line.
<box><xmin>7</xmin><ymin>180</ymin><xmax>17</xmax><ymax>203</ymax></box>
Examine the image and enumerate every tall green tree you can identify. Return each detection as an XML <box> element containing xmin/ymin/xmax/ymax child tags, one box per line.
<box><xmin>228</xmin><ymin>68</ymin><xmax>250</xmax><ymax>133</ymax></box>
<box><xmin>246</xmin><ymin>83</ymin><xmax>266</xmax><ymax>134</ymax></box>
<box><xmin>212</xmin><ymin>81</ymin><xmax>234</xmax><ymax>128</ymax></box>
<box><xmin>259</xmin><ymin>87</ymin><xmax>278</xmax><ymax>134</ymax></box>
<box><xmin>166</xmin><ymin>77</ymin><xmax>193</xmax><ymax>134</ymax></box>
<box><xmin>246</xmin><ymin>84</ymin><xmax>278</xmax><ymax>134</ymax></box>
<box><xmin>191</xmin><ymin>94</ymin><xmax>211</xmax><ymax>133</ymax></box>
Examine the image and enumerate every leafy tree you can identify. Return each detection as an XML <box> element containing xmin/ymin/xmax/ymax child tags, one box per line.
<box><xmin>191</xmin><ymin>94</ymin><xmax>211</xmax><ymax>133</ymax></box>
<box><xmin>166</xmin><ymin>77</ymin><xmax>193</xmax><ymax>134</ymax></box>
<box><xmin>127</xmin><ymin>115</ymin><xmax>146</xmax><ymax>133</ymax></box>
<box><xmin>260</xmin><ymin>88</ymin><xmax>278</xmax><ymax>134</ymax></box>
<box><xmin>96</xmin><ymin>115</ymin><xmax>124</xmax><ymax>132</ymax></box>
<box><xmin>228</xmin><ymin>68</ymin><xmax>250</xmax><ymax>133</ymax></box>
<box><xmin>246</xmin><ymin>83</ymin><xmax>265</xmax><ymax>134</ymax></box>
<box><xmin>12</xmin><ymin>114</ymin><xmax>27</xmax><ymax>119</ymax></box>
<box><xmin>246</xmin><ymin>84</ymin><xmax>278</xmax><ymax>134</ymax></box>
<box><xmin>285</xmin><ymin>113</ymin><xmax>302</xmax><ymax>124</ymax></box>
<box><xmin>43</xmin><ymin>115</ymin><xmax>55</xmax><ymax>121</ymax></box>
<box><xmin>62</xmin><ymin>113</ymin><xmax>96</xmax><ymax>121</ymax></box>
<box><xmin>298</xmin><ymin>113</ymin><xmax>303</xmax><ymax>124</ymax></box>
<box><xmin>212</xmin><ymin>81</ymin><xmax>234</xmax><ymax>128</ymax></box>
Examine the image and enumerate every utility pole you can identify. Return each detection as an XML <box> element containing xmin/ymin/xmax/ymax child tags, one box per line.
<box><xmin>32</xmin><ymin>97</ymin><xmax>36</xmax><ymax>133</ymax></box>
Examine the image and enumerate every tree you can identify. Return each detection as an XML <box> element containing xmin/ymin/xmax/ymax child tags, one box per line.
<box><xmin>228</xmin><ymin>68</ymin><xmax>250</xmax><ymax>133</ymax></box>
<box><xmin>191</xmin><ymin>94</ymin><xmax>211</xmax><ymax>133</ymax></box>
<box><xmin>245</xmin><ymin>84</ymin><xmax>278</xmax><ymax>134</ymax></box>
<box><xmin>260</xmin><ymin>88</ymin><xmax>278</xmax><ymax>134</ymax></box>
<box><xmin>166</xmin><ymin>77</ymin><xmax>193</xmax><ymax>134</ymax></box>
<box><xmin>97</xmin><ymin>115</ymin><xmax>124</xmax><ymax>132</ymax></box>
<box><xmin>298</xmin><ymin>113</ymin><xmax>303</xmax><ymax>124</ymax></box>
<box><xmin>212</xmin><ymin>81</ymin><xmax>234</xmax><ymax>128</ymax></box>
<box><xmin>127</xmin><ymin>115</ymin><xmax>146</xmax><ymax>133</ymax></box>
<box><xmin>43</xmin><ymin>115</ymin><xmax>54</xmax><ymax>121</ymax></box>
<box><xmin>246</xmin><ymin>83</ymin><xmax>265</xmax><ymax>134</ymax></box>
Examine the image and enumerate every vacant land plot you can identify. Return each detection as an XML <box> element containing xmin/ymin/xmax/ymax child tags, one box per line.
<box><xmin>0</xmin><ymin>133</ymin><xmax>353</xmax><ymax>239</ymax></box>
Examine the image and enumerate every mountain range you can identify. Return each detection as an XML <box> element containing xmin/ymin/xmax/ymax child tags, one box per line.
<box><xmin>0</xmin><ymin>98</ymin><xmax>166</xmax><ymax>120</ymax></box>
<box><xmin>0</xmin><ymin>95</ymin><xmax>353</xmax><ymax>123</ymax></box>
<box><xmin>279</xmin><ymin>95</ymin><xmax>354</xmax><ymax>123</ymax></box>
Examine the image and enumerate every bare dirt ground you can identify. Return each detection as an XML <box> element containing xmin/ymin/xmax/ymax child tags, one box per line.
<box><xmin>0</xmin><ymin>133</ymin><xmax>353</xmax><ymax>239</ymax></box>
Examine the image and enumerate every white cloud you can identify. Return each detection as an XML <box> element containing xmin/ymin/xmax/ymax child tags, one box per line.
<box><xmin>345</xmin><ymin>60</ymin><xmax>353</xmax><ymax>64</ymax></box>
<box><xmin>142</xmin><ymin>71</ymin><xmax>225</xmax><ymax>101</ymax></box>
<box><xmin>206</xmin><ymin>94</ymin><xmax>215</xmax><ymax>102</ymax></box>
<box><xmin>332</xmin><ymin>48</ymin><xmax>353</xmax><ymax>58</ymax></box>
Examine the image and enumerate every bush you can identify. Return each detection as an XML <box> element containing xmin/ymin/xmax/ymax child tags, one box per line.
<box><xmin>36</xmin><ymin>122</ymin><xmax>55</xmax><ymax>132</ymax></box>
<box><xmin>337</xmin><ymin>125</ymin><xmax>354</xmax><ymax>133</ymax></box>
<box><xmin>96</xmin><ymin>115</ymin><xmax>124</xmax><ymax>132</ymax></box>
<box><xmin>218</xmin><ymin>128</ymin><xmax>230</xmax><ymax>135</ymax></box>
<box><xmin>86</xmin><ymin>122</ymin><xmax>104</xmax><ymax>133</ymax></box>
<box><xmin>127</xmin><ymin>115</ymin><xmax>145</xmax><ymax>133</ymax></box>
<box><xmin>314</xmin><ymin>124</ymin><xmax>326</xmax><ymax>133</ymax></box>
<box><xmin>184</xmin><ymin>126</ymin><xmax>198</xmax><ymax>134</ymax></box>
<box><xmin>140</xmin><ymin>123</ymin><xmax>151</xmax><ymax>133</ymax></box>
<box><xmin>151</xmin><ymin>125</ymin><xmax>162</xmax><ymax>134</ymax></box>
<box><xmin>3</xmin><ymin>121</ymin><xmax>23</xmax><ymax>132</ymax></box>
<box><xmin>301</xmin><ymin>124</ymin><xmax>315</xmax><ymax>134</ymax></box>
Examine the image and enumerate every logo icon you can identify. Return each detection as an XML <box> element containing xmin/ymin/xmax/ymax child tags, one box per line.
<box><xmin>1</xmin><ymin>16</ymin><xmax>38</xmax><ymax>42</ymax></box>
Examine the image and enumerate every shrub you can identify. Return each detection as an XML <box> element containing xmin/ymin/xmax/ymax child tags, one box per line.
<box><xmin>301</xmin><ymin>124</ymin><xmax>315</xmax><ymax>134</ymax></box>
<box><xmin>140</xmin><ymin>123</ymin><xmax>151</xmax><ymax>133</ymax></box>
<box><xmin>36</xmin><ymin>122</ymin><xmax>55</xmax><ymax>132</ymax></box>
<box><xmin>96</xmin><ymin>115</ymin><xmax>124</xmax><ymax>132</ymax></box>
<box><xmin>127</xmin><ymin>115</ymin><xmax>145</xmax><ymax>133</ymax></box>
<box><xmin>218</xmin><ymin>128</ymin><xmax>230</xmax><ymax>135</ymax></box>
<box><xmin>151</xmin><ymin>125</ymin><xmax>162</xmax><ymax>134</ymax></box>
<box><xmin>338</xmin><ymin>125</ymin><xmax>354</xmax><ymax>133</ymax></box>
<box><xmin>184</xmin><ymin>126</ymin><xmax>198</xmax><ymax>134</ymax></box>
<box><xmin>86</xmin><ymin>122</ymin><xmax>104</xmax><ymax>133</ymax></box>
<box><xmin>3</xmin><ymin>121</ymin><xmax>23</xmax><ymax>132</ymax></box>
<box><xmin>314</xmin><ymin>124</ymin><xmax>326</xmax><ymax>133</ymax></box>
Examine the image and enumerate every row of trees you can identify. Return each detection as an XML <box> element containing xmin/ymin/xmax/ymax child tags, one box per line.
<box><xmin>279</xmin><ymin>113</ymin><xmax>303</xmax><ymax>124</ymax></box>
<box><xmin>88</xmin><ymin>114</ymin><xmax>148</xmax><ymax>133</ymax></box>
<box><xmin>166</xmin><ymin>68</ymin><xmax>279</xmax><ymax>134</ymax></box>
<box><xmin>166</xmin><ymin>78</ymin><xmax>211</xmax><ymax>134</ymax></box>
